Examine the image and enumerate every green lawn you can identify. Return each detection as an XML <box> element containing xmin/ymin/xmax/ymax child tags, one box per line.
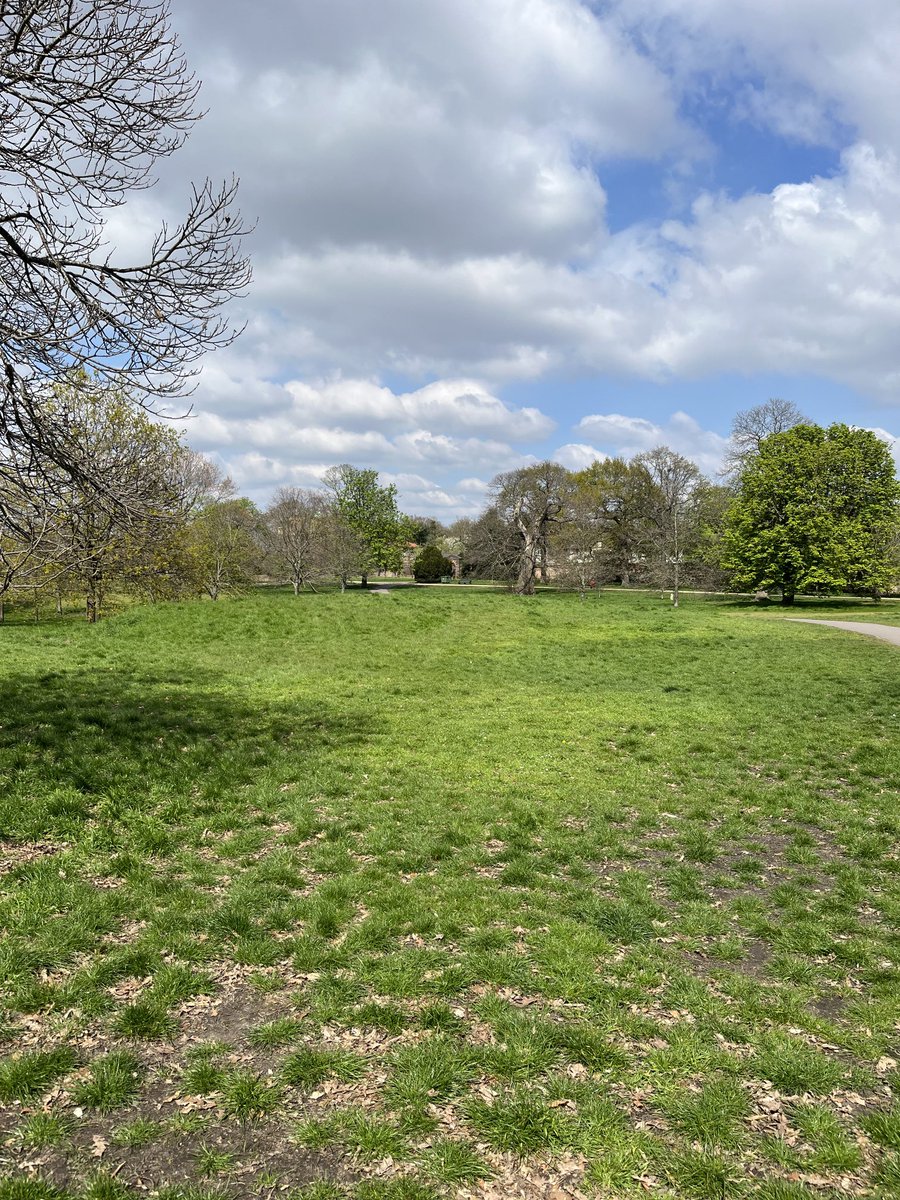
<box><xmin>0</xmin><ymin>588</ymin><xmax>898</xmax><ymax>1200</ymax></box>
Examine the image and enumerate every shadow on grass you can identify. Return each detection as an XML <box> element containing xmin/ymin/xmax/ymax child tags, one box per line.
<box><xmin>0</xmin><ymin>668</ymin><xmax>379</xmax><ymax>842</ymax></box>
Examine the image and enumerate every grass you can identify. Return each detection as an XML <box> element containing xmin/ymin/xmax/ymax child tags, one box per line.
<box><xmin>72</xmin><ymin>1052</ymin><xmax>141</xmax><ymax>1112</ymax></box>
<box><xmin>0</xmin><ymin>587</ymin><xmax>899</xmax><ymax>1198</ymax></box>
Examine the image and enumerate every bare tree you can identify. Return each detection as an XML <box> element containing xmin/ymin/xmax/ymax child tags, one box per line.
<box><xmin>492</xmin><ymin>462</ymin><xmax>573</xmax><ymax>595</ymax></box>
<box><xmin>463</xmin><ymin>507</ymin><xmax>520</xmax><ymax>582</ymax></box>
<box><xmin>264</xmin><ymin>486</ymin><xmax>329</xmax><ymax>594</ymax></box>
<box><xmin>635</xmin><ymin>446</ymin><xmax>703</xmax><ymax>606</ymax></box>
<box><xmin>317</xmin><ymin>507</ymin><xmax>365</xmax><ymax>592</ymax></box>
<box><xmin>0</xmin><ymin>0</ymin><xmax>251</xmax><ymax>510</ymax></box>
<box><xmin>723</xmin><ymin>399</ymin><xmax>807</xmax><ymax>479</ymax></box>
<box><xmin>0</xmin><ymin>480</ymin><xmax>60</xmax><ymax>620</ymax></box>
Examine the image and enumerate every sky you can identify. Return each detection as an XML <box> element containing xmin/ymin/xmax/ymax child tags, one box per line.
<box><xmin>115</xmin><ymin>0</ymin><xmax>900</xmax><ymax>518</ymax></box>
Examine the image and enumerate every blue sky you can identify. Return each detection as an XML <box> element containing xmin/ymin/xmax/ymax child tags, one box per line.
<box><xmin>117</xmin><ymin>0</ymin><xmax>900</xmax><ymax>516</ymax></box>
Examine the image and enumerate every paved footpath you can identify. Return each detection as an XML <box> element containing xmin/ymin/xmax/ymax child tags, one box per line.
<box><xmin>789</xmin><ymin>619</ymin><xmax>900</xmax><ymax>647</ymax></box>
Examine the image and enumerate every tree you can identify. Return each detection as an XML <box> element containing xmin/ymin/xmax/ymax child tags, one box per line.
<box><xmin>46</xmin><ymin>378</ymin><xmax>185</xmax><ymax>621</ymax></box>
<box><xmin>323</xmin><ymin>464</ymin><xmax>404</xmax><ymax>586</ymax></box>
<box><xmin>412</xmin><ymin>543</ymin><xmax>454</xmax><ymax>583</ymax></box>
<box><xmin>317</xmin><ymin>507</ymin><xmax>365</xmax><ymax>592</ymax></box>
<box><xmin>549</xmin><ymin>488</ymin><xmax>604</xmax><ymax>599</ymax></box>
<box><xmin>572</xmin><ymin>458</ymin><xmax>655</xmax><ymax>585</ymax></box>
<box><xmin>463</xmin><ymin>506</ymin><xmax>521</xmax><ymax>582</ymax></box>
<box><xmin>723</xmin><ymin>399</ymin><xmax>807</xmax><ymax>479</ymax></box>
<box><xmin>408</xmin><ymin>515</ymin><xmax>445</xmax><ymax>546</ymax></box>
<box><xmin>722</xmin><ymin>424</ymin><xmax>900</xmax><ymax>604</ymax></box>
<box><xmin>492</xmin><ymin>462</ymin><xmax>573</xmax><ymax>595</ymax></box>
<box><xmin>188</xmin><ymin>495</ymin><xmax>262</xmax><ymax>601</ymax></box>
<box><xmin>0</xmin><ymin>488</ymin><xmax>58</xmax><ymax>621</ymax></box>
<box><xmin>264</xmin><ymin>487</ymin><xmax>328</xmax><ymax>594</ymax></box>
<box><xmin>635</xmin><ymin>446</ymin><xmax>704</xmax><ymax>605</ymax></box>
<box><xmin>0</xmin><ymin>0</ymin><xmax>250</xmax><ymax>511</ymax></box>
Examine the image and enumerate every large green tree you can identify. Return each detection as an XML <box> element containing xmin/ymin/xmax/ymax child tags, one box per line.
<box><xmin>722</xmin><ymin>424</ymin><xmax>900</xmax><ymax>604</ymax></box>
<box><xmin>323</xmin><ymin>464</ymin><xmax>405</xmax><ymax>586</ymax></box>
<box><xmin>572</xmin><ymin>457</ymin><xmax>655</xmax><ymax>585</ymax></box>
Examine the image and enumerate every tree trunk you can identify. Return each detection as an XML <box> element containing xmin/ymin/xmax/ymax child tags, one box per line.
<box><xmin>360</xmin><ymin>572</ymin><xmax>368</xmax><ymax>588</ymax></box>
<box><xmin>86</xmin><ymin>590</ymin><xmax>97</xmax><ymax>622</ymax></box>
<box><xmin>56</xmin><ymin>590</ymin><xmax>63</xmax><ymax>616</ymax></box>
<box><xmin>514</xmin><ymin>532</ymin><xmax>538</xmax><ymax>595</ymax></box>
<box><xmin>292</xmin><ymin>578</ymin><xmax>300</xmax><ymax>595</ymax></box>
<box><xmin>0</xmin><ymin>597</ymin><xmax>4</xmax><ymax>624</ymax></box>
<box><xmin>781</xmin><ymin>589</ymin><xmax>795</xmax><ymax>606</ymax></box>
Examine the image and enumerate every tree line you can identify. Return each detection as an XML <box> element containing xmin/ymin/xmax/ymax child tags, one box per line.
<box><xmin>456</xmin><ymin>400</ymin><xmax>900</xmax><ymax>604</ymax></box>
<box><xmin>1</xmin><ymin>388</ymin><xmax>897</xmax><ymax>620</ymax></box>
<box><xmin>0</xmin><ymin>378</ymin><xmax>421</xmax><ymax>620</ymax></box>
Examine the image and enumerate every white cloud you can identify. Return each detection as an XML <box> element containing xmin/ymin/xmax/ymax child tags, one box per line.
<box><xmin>184</xmin><ymin>375</ymin><xmax>537</xmax><ymax>514</ymax></box>
<box><xmin>552</xmin><ymin>443</ymin><xmax>608</xmax><ymax>470</ymax></box>
<box><xmin>575</xmin><ymin>412</ymin><xmax>730</xmax><ymax>475</ymax></box>
<box><xmin>284</xmin><ymin>378</ymin><xmax>554</xmax><ymax>440</ymax></box>
<box><xmin>170</xmin><ymin>0</ymin><xmax>687</xmax><ymax>264</ymax></box>
<box><xmin>645</xmin><ymin>144</ymin><xmax>900</xmax><ymax>396</ymax></box>
<box><xmin>612</xmin><ymin>0</ymin><xmax>900</xmax><ymax>150</ymax></box>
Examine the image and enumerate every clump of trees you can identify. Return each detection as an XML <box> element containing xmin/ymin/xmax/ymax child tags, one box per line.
<box><xmin>463</xmin><ymin>401</ymin><xmax>900</xmax><ymax>603</ymax></box>
<box><xmin>0</xmin><ymin>386</ymin><xmax>432</xmax><ymax>619</ymax></box>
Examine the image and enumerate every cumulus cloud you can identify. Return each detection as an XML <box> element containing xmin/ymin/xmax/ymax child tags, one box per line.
<box><xmin>612</xmin><ymin>0</ymin><xmax>900</xmax><ymax>149</ymax></box>
<box><xmin>183</xmin><ymin>376</ymin><xmax>537</xmax><ymax>515</ymax></box>
<box><xmin>575</xmin><ymin>412</ymin><xmax>730</xmax><ymax>475</ymax></box>
<box><xmin>552</xmin><ymin>443</ymin><xmax>608</xmax><ymax>470</ymax></box>
<box><xmin>284</xmin><ymin>378</ymin><xmax>554</xmax><ymax>440</ymax></box>
<box><xmin>169</xmin><ymin>0</ymin><xmax>687</xmax><ymax>264</ymax></box>
<box><xmin>103</xmin><ymin>1</ymin><xmax>900</xmax><ymax>515</ymax></box>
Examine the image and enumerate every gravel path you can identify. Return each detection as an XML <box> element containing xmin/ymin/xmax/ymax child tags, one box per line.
<box><xmin>788</xmin><ymin>619</ymin><xmax>900</xmax><ymax>647</ymax></box>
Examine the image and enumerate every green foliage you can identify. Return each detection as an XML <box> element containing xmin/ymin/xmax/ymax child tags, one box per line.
<box><xmin>723</xmin><ymin>423</ymin><xmax>900</xmax><ymax>601</ymax></box>
<box><xmin>219</xmin><ymin>1070</ymin><xmax>283</xmax><ymax>1120</ymax></box>
<box><xmin>187</xmin><ymin>496</ymin><xmax>263</xmax><ymax>600</ymax></box>
<box><xmin>325</xmin><ymin>464</ymin><xmax>405</xmax><ymax>577</ymax></box>
<box><xmin>412</xmin><ymin>543</ymin><xmax>454</xmax><ymax>583</ymax></box>
<box><xmin>282</xmin><ymin>1047</ymin><xmax>367</xmax><ymax>1088</ymax></box>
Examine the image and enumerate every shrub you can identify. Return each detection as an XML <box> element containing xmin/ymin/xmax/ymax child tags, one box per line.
<box><xmin>413</xmin><ymin>545</ymin><xmax>454</xmax><ymax>583</ymax></box>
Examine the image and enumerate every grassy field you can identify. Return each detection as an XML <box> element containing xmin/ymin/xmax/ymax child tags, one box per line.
<box><xmin>1</xmin><ymin>588</ymin><xmax>899</xmax><ymax>1200</ymax></box>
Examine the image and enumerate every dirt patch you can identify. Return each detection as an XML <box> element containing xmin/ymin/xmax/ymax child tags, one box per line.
<box><xmin>810</xmin><ymin>992</ymin><xmax>847</xmax><ymax>1021</ymax></box>
<box><xmin>17</xmin><ymin>1121</ymin><xmax>355</xmax><ymax>1197</ymax></box>
<box><xmin>179</xmin><ymin>983</ymin><xmax>295</xmax><ymax>1048</ymax></box>
<box><xmin>0</xmin><ymin>839</ymin><xmax>66</xmax><ymax>876</ymax></box>
<box><xmin>682</xmin><ymin>939</ymin><xmax>772</xmax><ymax>981</ymax></box>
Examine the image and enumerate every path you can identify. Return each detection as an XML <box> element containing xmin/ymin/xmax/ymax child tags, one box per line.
<box><xmin>789</xmin><ymin>619</ymin><xmax>900</xmax><ymax>647</ymax></box>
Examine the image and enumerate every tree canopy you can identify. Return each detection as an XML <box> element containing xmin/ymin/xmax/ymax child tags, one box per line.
<box><xmin>323</xmin><ymin>464</ymin><xmax>406</xmax><ymax>585</ymax></box>
<box><xmin>722</xmin><ymin>423</ymin><xmax>900</xmax><ymax>603</ymax></box>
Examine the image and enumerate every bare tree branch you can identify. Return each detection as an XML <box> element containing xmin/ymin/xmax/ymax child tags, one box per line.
<box><xmin>0</xmin><ymin>0</ymin><xmax>251</xmax><ymax>507</ymax></box>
